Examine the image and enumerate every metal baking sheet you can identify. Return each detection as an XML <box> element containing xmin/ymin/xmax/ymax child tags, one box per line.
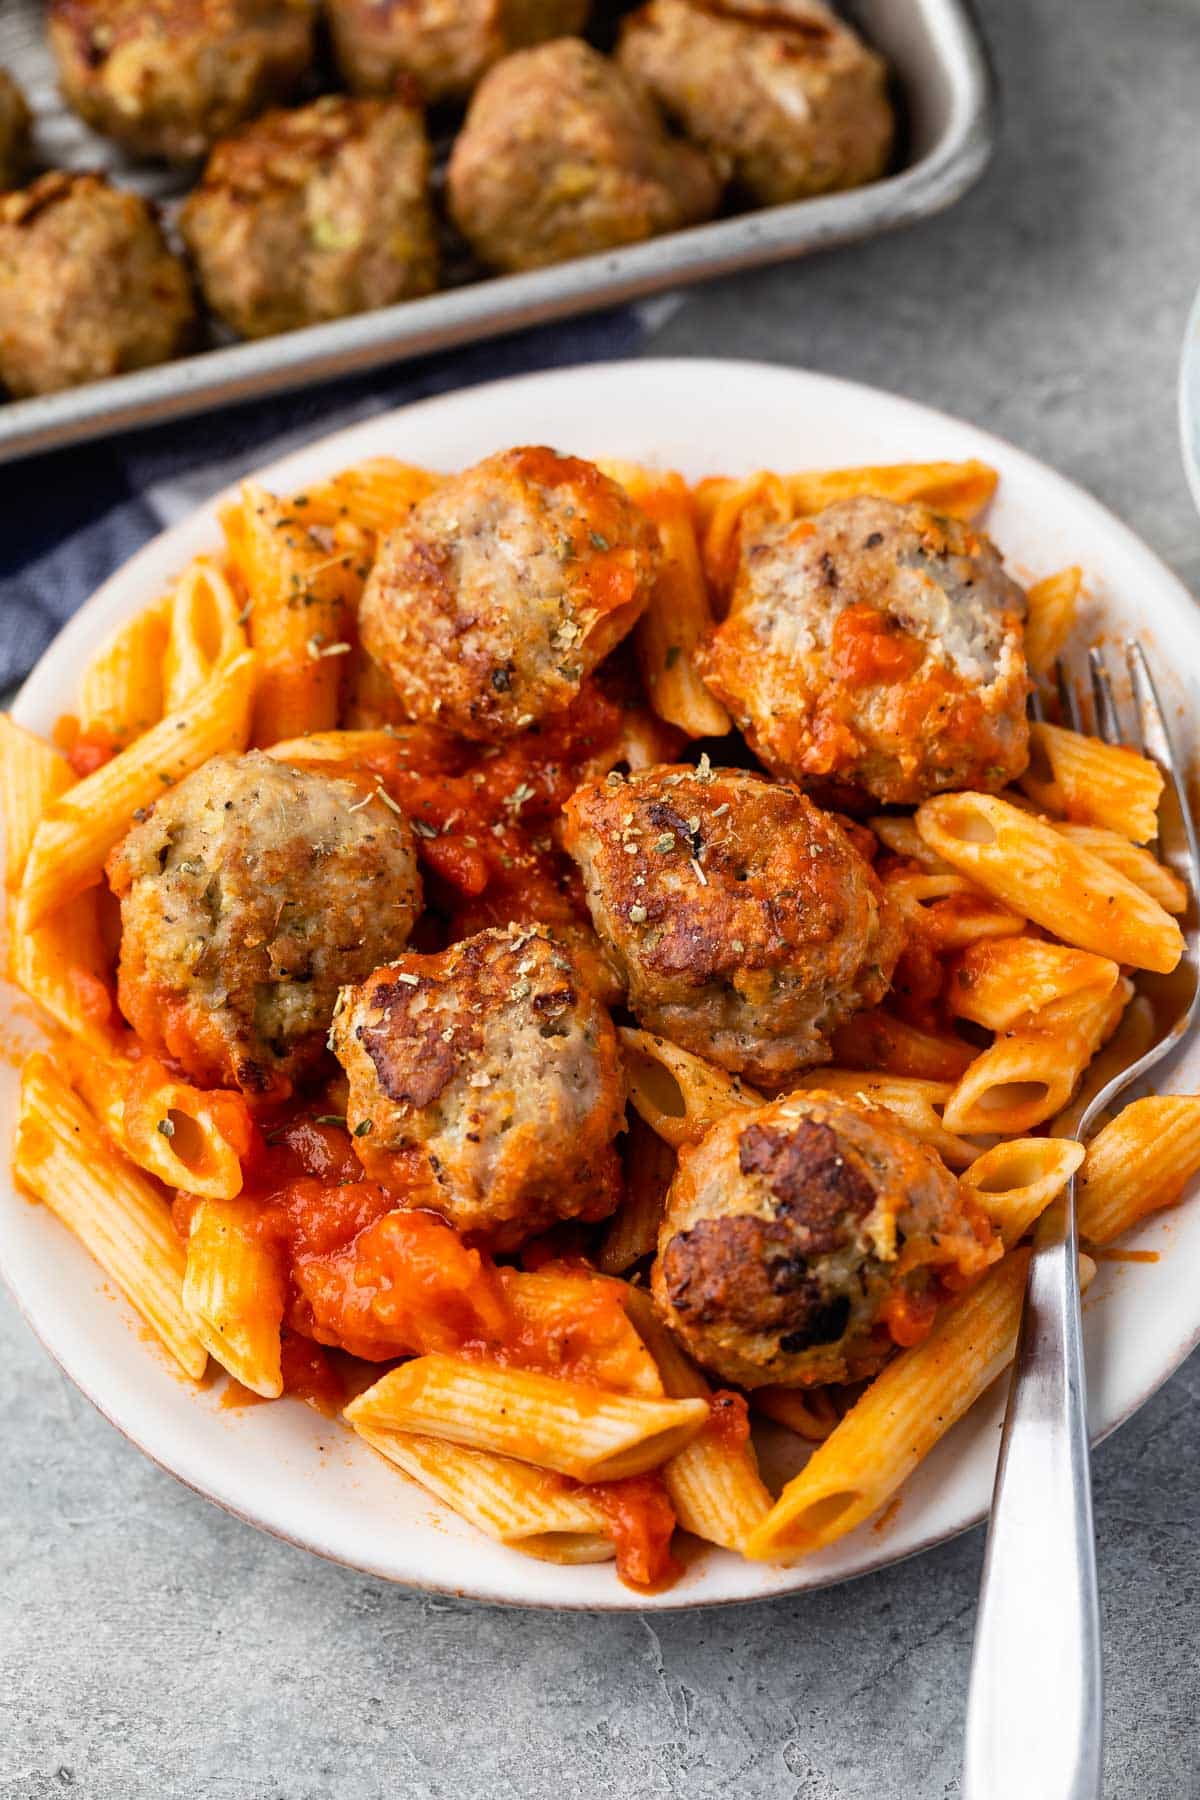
<box><xmin>0</xmin><ymin>0</ymin><xmax>994</xmax><ymax>467</ymax></box>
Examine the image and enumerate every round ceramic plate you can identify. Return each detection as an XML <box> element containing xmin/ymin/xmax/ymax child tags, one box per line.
<box><xmin>4</xmin><ymin>358</ymin><xmax>1199</xmax><ymax>1610</ymax></box>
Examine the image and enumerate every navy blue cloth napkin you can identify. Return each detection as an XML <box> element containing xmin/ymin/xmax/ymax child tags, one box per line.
<box><xmin>0</xmin><ymin>306</ymin><xmax>645</xmax><ymax>693</ymax></box>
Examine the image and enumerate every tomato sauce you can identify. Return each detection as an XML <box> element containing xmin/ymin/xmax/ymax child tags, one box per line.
<box><xmin>588</xmin><ymin>1475</ymin><xmax>679</xmax><ymax>1589</ymax></box>
<box><xmin>705</xmin><ymin>1388</ymin><xmax>752</xmax><ymax>1451</ymax></box>
<box><xmin>66</xmin><ymin>728</ymin><xmax>119</xmax><ymax>778</ymax></box>
<box><xmin>831</xmin><ymin>605</ymin><xmax>924</xmax><ymax>687</ymax></box>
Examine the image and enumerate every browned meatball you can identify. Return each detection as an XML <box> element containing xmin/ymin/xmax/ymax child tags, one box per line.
<box><xmin>48</xmin><ymin>0</ymin><xmax>317</xmax><ymax>164</ymax></box>
<box><xmin>359</xmin><ymin>446</ymin><xmax>658</xmax><ymax>741</ymax></box>
<box><xmin>0</xmin><ymin>173</ymin><xmax>196</xmax><ymax>398</ymax></box>
<box><xmin>328</xmin><ymin>0</ymin><xmax>589</xmax><ymax>103</ymax></box>
<box><xmin>653</xmin><ymin>1090</ymin><xmax>999</xmax><ymax>1387</ymax></box>
<box><xmin>618</xmin><ymin>0</ymin><xmax>893</xmax><ymax>207</ymax></box>
<box><xmin>699</xmin><ymin>496</ymin><xmax>1031</xmax><ymax>805</ymax></box>
<box><xmin>0</xmin><ymin>69</ymin><xmax>32</xmax><ymax>191</ymax></box>
<box><xmin>562</xmin><ymin>763</ymin><xmax>901</xmax><ymax>1084</ymax></box>
<box><xmin>179</xmin><ymin>95</ymin><xmax>438</xmax><ymax>339</ymax></box>
<box><xmin>106</xmin><ymin>752</ymin><xmax>422</xmax><ymax>1094</ymax></box>
<box><xmin>446</xmin><ymin>37</ymin><xmax>721</xmax><ymax>274</ymax></box>
<box><xmin>331</xmin><ymin>925</ymin><xmax>624</xmax><ymax>1248</ymax></box>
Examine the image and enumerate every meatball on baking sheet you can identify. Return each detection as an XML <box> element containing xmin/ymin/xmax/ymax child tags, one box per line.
<box><xmin>0</xmin><ymin>0</ymin><xmax>993</xmax><ymax>459</ymax></box>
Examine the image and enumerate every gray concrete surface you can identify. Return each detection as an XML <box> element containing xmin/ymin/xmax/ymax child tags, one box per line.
<box><xmin>5</xmin><ymin>1</ymin><xmax>1200</xmax><ymax>1795</ymax></box>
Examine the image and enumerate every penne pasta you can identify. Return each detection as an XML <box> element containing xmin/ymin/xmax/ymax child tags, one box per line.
<box><xmin>64</xmin><ymin>1045</ymin><xmax>253</xmax><ymax>1201</ymax></box>
<box><xmin>76</xmin><ymin>602</ymin><xmax>170</xmax><ymax>751</ymax></box>
<box><xmin>0</xmin><ymin>715</ymin><xmax>72</xmax><ymax>888</ymax></box>
<box><xmin>915</xmin><ymin>791</ymin><xmax>1183</xmax><ymax>974</ymax></box>
<box><xmin>225</xmin><ymin>483</ymin><xmax>361</xmax><ymax>747</ymax></box>
<box><xmin>789</xmin><ymin>1071</ymin><xmax>978</xmax><ymax>1169</ymax></box>
<box><xmin>598</xmin><ymin>462</ymin><xmax>732</xmax><ymax>739</ymax></box>
<box><xmin>1052</xmin><ymin>822</ymin><xmax>1188</xmax><ymax>914</ymax></box>
<box><xmin>619</xmin><ymin>1026</ymin><xmax>762</xmax><ymax>1147</ymax></box>
<box><xmin>743</xmin><ymin>1251</ymin><xmax>1033</xmax><ymax>1562</ymax></box>
<box><xmin>285</xmin><ymin>457</ymin><xmax>441</xmax><ymax>535</ymax></box>
<box><xmin>597</xmin><ymin>1113</ymin><xmax>675</xmax><ymax>1274</ymax></box>
<box><xmin>1023</xmin><ymin>566</ymin><xmax>1082</xmax><ymax>678</ymax></box>
<box><xmin>162</xmin><ymin>558</ymin><xmax>247</xmax><ymax>711</ymax></box>
<box><xmin>10</xmin><ymin>889</ymin><xmax>119</xmax><ymax>1053</ymax></box>
<box><xmin>947</xmin><ymin>937</ymin><xmax>1119</xmax><ymax>1033</ymax></box>
<box><xmin>880</xmin><ymin>864</ymin><xmax>1026</xmax><ymax>951</ymax></box>
<box><xmin>829</xmin><ymin>1008</ymin><xmax>976</xmax><ymax>1083</ymax></box>
<box><xmin>624</xmin><ymin>1286</ymin><xmax>772</xmax><ymax>1552</ymax></box>
<box><xmin>344</xmin><ymin>1355</ymin><xmax>709</xmax><ymax>1483</ymax></box>
<box><xmin>753</xmin><ymin>1385</ymin><xmax>844</xmax><ymax>1443</ymax></box>
<box><xmin>182</xmin><ymin>1199</ymin><xmax>284</xmax><ymax>1397</ymax></box>
<box><xmin>962</xmin><ymin>1137</ymin><xmax>1086</xmax><ymax>1248</ymax></box>
<box><xmin>1019</xmin><ymin>721</ymin><xmax>1163</xmax><ymax>843</ymax></box>
<box><xmin>1050</xmin><ymin>994</ymin><xmax>1155</xmax><ymax>1137</ymax></box>
<box><xmin>942</xmin><ymin>976</ymin><xmax>1132</xmax><ymax>1135</ymax></box>
<box><xmin>351</xmin><ymin>1426</ymin><xmax>615</xmax><ymax>1564</ymax></box>
<box><xmin>14</xmin><ymin>1053</ymin><xmax>207</xmax><ymax>1379</ymax></box>
<box><xmin>1077</xmin><ymin>1096</ymin><xmax>1200</xmax><ymax>1246</ymax></box>
<box><xmin>501</xmin><ymin>1267</ymin><xmax>664</xmax><ymax>1398</ymax></box>
<box><xmin>18</xmin><ymin>650</ymin><xmax>255</xmax><ymax>928</ymax></box>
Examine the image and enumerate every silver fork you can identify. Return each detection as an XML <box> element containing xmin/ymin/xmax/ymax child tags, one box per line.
<box><xmin>963</xmin><ymin>643</ymin><xmax>1200</xmax><ymax>1800</ymax></box>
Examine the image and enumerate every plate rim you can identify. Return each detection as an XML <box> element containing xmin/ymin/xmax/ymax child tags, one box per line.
<box><xmin>5</xmin><ymin>353</ymin><xmax>1200</xmax><ymax>1612</ymax></box>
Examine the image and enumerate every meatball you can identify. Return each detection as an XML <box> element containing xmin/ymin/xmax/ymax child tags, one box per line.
<box><xmin>653</xmin><ymin>1090</ymin><xmax>999</xmax><ymax>1387</ymax></box>
<box><xmin>0</xmin><ymin>69</ymin><xmax>31</xmax><ymax>191</ymax></box>
<box><xmin>446</xmin><ymin>38</ymin><xmax>721</xmax><ymax>274</ymax></box>
<box><xmin>562</xmin><ymin>763</ymin><xmax>901</xmax><ymax>1083</ymax></box>
<box><xmin>617</xmin><ymin>0</ymin><xmax>893</xmax><ymax>207</ymax></box>
<box><xmin>698</xmin><ymin>496</ymin><xmax>1031</xmax><ymax>805</ymax></box>
<box><xmin>179</xmin><ymin>95</ymin><xmax>438</xmax><ymax>339</ymax></box>
<box><xmin>330</xmin><ymin>925</ymin><xmax>624</xmax><ymax>1248</ymax></box>
<box><xmin>359</xmin><ymin>445</ymin><xmax>658</xmax><ymax>741</ymax></box>
<box><xmin>106</xmin><ymin>752</ymin><xmax>422</xmax><ymax>1094</ymax></box>
<box><xmin>327</xmin><ymin>0</ymin><xmax>589</xmax><ymax>103</ymax></box>
<box><xmin>47</xmin><ymin>0</ymin><xmax>316</xmax><ymax>164</ymax></box>
<box><xmin>0</xmin><ymin>173</ymin><xmax>196</xmax><ymax>399</ymax></box>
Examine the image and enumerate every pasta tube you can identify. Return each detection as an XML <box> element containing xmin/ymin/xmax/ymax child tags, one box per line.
<box><xmin>14</xmin><ymin>1054</ymin><xmax>206</xmax><ymax>1379</ymax></box>
<box><xmin>18</xmin><ymin>649</ymin><xmax>255</xmax><ymax>927</ymax></box>
<box><xmin>598</xmin><ymin>462</ymin><xmax>731</xmax><ymax>739</ymax></box>
<box><xmin>943</xmin><ymin>976</ymin><xmax>1131</xmax><ymax>1135</ymax></box>
<box><xmin>743</xmin><ymin>1251</ymin><xmax>1032</xmax><ymax>1563</ymax></box>
<box><xmin>351</xmin><ymin>1427</ymin><xmax>615</xmax><ymax>1564</ymax></box>
<box><xmin>789</xmin><ymin>1071</ymin><xmax>977</xmax><ymax>1169</ymax></box>
<box><xmin>344</xmin><ymin>1356</ymin><xmax>708</xmax><ymax>1483</ymax></box>
<box><xmin>76</xmin><ymin>602</ymin><xmax>170</xmax><ymax>750</ymax></box>
<box><xmin>10</xmin><ymin>890</ymin><xmax>118</xmax><ymax>1053</ymax></box>
<box><xmin>1023</xmin><ymin>567</ymin><xmax>1081</xmax><ymax>677</ymax></box>
<box><xmin>962</xmin><ymin>1138</ymin><xmax>1086</xmax><ymax>1247</ymax></box>
<box><xmin>1019</xmin><ymin>721</ymin><xmax>1163</xmax><ymax>842</ymax></box>
<box><xmin>915</xmin><ymin>791</ymin><xmax>1183</xmax><ymax>973</ymax></box>
<box><xmin>597</xmin><ymin>1114</ymin><xmax>674</xmax><ymax>1274</ymax></box>
<box><xmin>619</xmin><ymin>1027</ymin><xmax>762</xmax><ymax>1147</ymax></box>
<box><xmin>947</xmin><ymin>937</ymin><xmax>1119</xmax><ymax>1033</ymax></box>
<box><xmin>0</xmin><ymin>716</ymin><xmax>72</xmax><ymax>887</ymax></box>
<box><xmin>162</xmin><ymin>558</ymin><xmax>247</xmax><ymax>711</ymax></box>
<box><xmin>624</xmin><ymin>1287</ymin><xmax>772</xmax><ymax>1552</ymax></box>
<box><xmin>182</xmin><ymin>1199</ymin><xmax>284</xmax><ymax>1397</ymax></box>
<box><xmin>64</xmin><ymin>1046</ymin><xmax>252</xmax><ymax>1201</ymax></box>
<box><xmin>1077</xmin><ymin>1096</ymin><xmax>1200</xmax><ymax>1245</ymax></box>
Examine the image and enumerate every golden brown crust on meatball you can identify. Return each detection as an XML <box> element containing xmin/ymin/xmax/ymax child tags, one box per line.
<box><xmin>106</xmin><ymin>751</ymin><xmax>422</xmax><ymax>1094</ymax></box>
<box><xmin>328</xmin><ymin>0</ymin><xmax>589</xmax><ymax>103</ymax></box>
<box><xmin>0</xmin><ymin>173</ymin><xmax>196</xmax><ymax>398</ymax></box>
<box><xmin>653</xmin><ymin>1090</ymin><xmax>1000</xmax><ymax>1387</ymax></box>
<box><xmin>562</xmin><ymin>763</ymin><xmax>902</xmax><ymax>1083</ymax></box>
<box><xmin>617</xmin><ymin>0</ymin><xmax>893</xmax><ymax>206</ymax></box>
<box><xmin>330</xmin><ymin>924</ymin><xmax>625</xmax><ymax>1248</ymax></box>
<box><xmin>179</xmin><ymin>94</ymin><xmax>438</xmax><ymax>339</ymax></box>
<box><xmin>698</xmin><ymin>496</ymin><xmax>1031</xmax><ymax>805</ymax></box>
<box><xmin>359</xmin><ymin>446</ymin><xmax>659</xmax><ymax>742</ymax></box>
<box><xmin>0</xmin><ymin>69</ymin><xmax>32</xmax><ymax>191</ymax></box>
<box><xmin>48</xmin><ymin>0</ymin><xmax>317</xmax><ymax>164</ymax></box>
<box><xmin>446</xmin><ymin>37</ymin><xmax>721</xmax><ymax>274</ymax></box>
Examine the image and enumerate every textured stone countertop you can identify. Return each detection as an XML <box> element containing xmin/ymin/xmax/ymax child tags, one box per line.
<box><xmin>5</xmin><ymin>2</ymin><xmax>1200</xmax><ymax>1796</ymax></box>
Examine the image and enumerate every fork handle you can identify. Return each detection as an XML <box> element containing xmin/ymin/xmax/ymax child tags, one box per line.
<box><xmin>963</xmin><ymin>1189</ymin><xmax>1103</xmax><ymax>1800</ymax></box>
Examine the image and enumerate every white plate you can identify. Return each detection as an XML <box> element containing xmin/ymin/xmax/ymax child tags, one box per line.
<box><xmin>4</xmin><ymin>357</ymin><xmax>1199</xmax><ymax>1611</ymax></box>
